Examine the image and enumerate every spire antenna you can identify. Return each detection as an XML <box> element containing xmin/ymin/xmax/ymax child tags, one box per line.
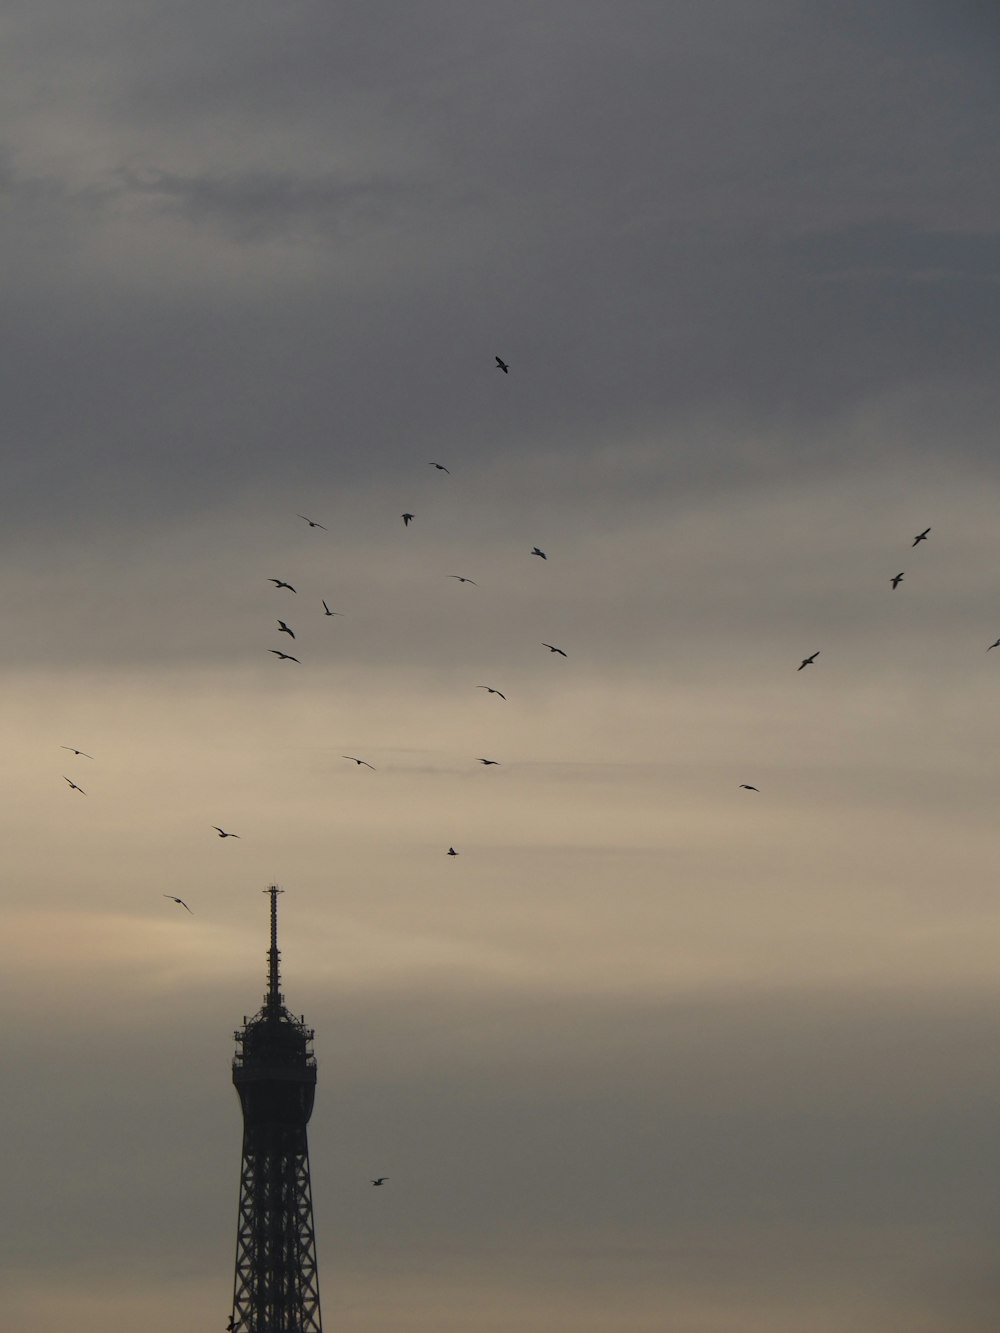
<box><xmin>265</xmin><ymin>884</ymin><xmax>284</xmax><ymax>1010</ymax></box>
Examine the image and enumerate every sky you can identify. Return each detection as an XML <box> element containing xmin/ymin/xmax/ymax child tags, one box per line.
<box><xmin>3</xmin><ymin>1</ymin><xmax>1000</xmax><ymax>1329</ymax></box>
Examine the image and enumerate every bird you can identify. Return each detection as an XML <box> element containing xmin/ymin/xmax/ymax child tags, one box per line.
<box><xmin>269</xmin><ymin>650</ymin><xmax>300</xmax><ymax>662</ymax></box>
<box><xmin>277</xmin><ymin>620</ymin><xmax>295</xmax><ymax>638</ymax></box>
<box><xmin>63</xmin><ymin>776</ymin><xmax>86</xmax><ymax>794</ymax></box>
<box><xmin>401</xmin><ymin>513</ymin><xmax>415</xmax><ymax>526</ymax></box>
<box><xmin>163</xmin><ymin>894</ymin><xmax>193</xmax><ymax>913</ymax></box>
<box><xmin>798</xmin><ymin>652</ymin><xmax>819</xmax><ymax>670</ymax></box>
<box><xmin>269</xmin><ymin>579</ymin><xmax>297</xmax><ymax>592</ymax></box>
<box><xmin>542</xmin><ymin>643</ymin><xmax>567</xmax><ymax>656</ymax></box>
<box><xmin>495</xmin><ymin>355</ymin><xmax>509</xmax><ymax>373</ymax></box>
<box><xmin>739</xmin><ymin>784</ymin><xmax>760</xmax><ymax>792</ymax></box>
<box><xmin>370</xmin><ymin>1177</ymin><xmax>388</xmax><ymax>1186</ymax></box>
<box><xmin>298</xmin><ymin>514</ymin><xmax>328</xmax><ymax>530</ymax></box>
<box><xmin>60</xmin><ymin>746</ymin><xmax>94</xmax><ymax>758</ymax></box>
<box><xmin>988</xmin><ymin>639</ymin><xmax>1000</xmax><ymax>652</ymax></box>
<box><xmin>213</xmin><ymin>827</ymin><xmax>240</xmax><ymax>839</ymax></box>
<box><xmin>343</xmin><ymin>756</ymin><xmax>375</xmax><ymax>769</ymax></box>
<box><xmin>476</xmin><ymin>686</ymin><xmax>506</xmax><ymax>699</ymax></box>
<box><xmin>891</xmin><ymin>573</ymin><xmax>904</xmax><ymax>589</ymax></box>
<box><xmin>531</xmin><ymin>546</ymin><xmax>547</xmax><ymax>559</ymax></box>
<box><xmin>447</xmin><ymin>847</ymin><xmax>458</xmax><ymax>856</ymax></box>
<box><xmin>322</xmin><ymin>601</ymin><xmax>343</xmax><ymax>616</ymax></box>
<box><xmin>448</xmin><ymin>575</ymin><xmax>478</xmax><ymax>585</ymax></box>
<box><xmin>912</xmin><ymin>527</ymin><xmax>931</xmax><ymax>547</ymax></box>
<box><xmin>476</xmin><ymin>758</ymin><xmax>500</xmax><ymax>766</ymax></box>
<box><xmin>428</xmin><ymin>462</ymin><xmax>450</xmax><ymax>473</ymax></box>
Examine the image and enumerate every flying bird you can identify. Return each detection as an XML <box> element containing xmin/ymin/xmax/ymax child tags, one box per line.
<box><xmin>163</xmin><ymin>894</ymin><xmax>193</xmax><ymax>913</ymax></box>
<box><xmin>269</xmin><ymin>579</ymin><xmax>297</xmax><ymax>592</ymax></box>
<box><xmin>988</xmin><ymin>639</ymin><xmax>1000</xmax><ymax>652</ymax></box>
<box><xmin>798</xmin><ymin>652</ymin><xmax>819</xmax><ymax>670</ymax></box>
<box><xmin>401</xmin><ymin>513</ymin><xmax>415</xmax><ymax>526</ymax></box>
<box><xmin>277</xmin><ymin>620</ymin><xmax>295</xmax><ymax>638</ymax></box>
<box><xmin>370</xmin><ymin>1177</ymin><xmax>388</xmax><ymax>1186</ymax></box>
<box><xmin>298</xmin><ymin>514</ymin><xmax>328</xmax><ymax>530</ymax></box>
<box><xmin>322</xmin><ymin>601</ymin><xmax>343</xmax><ymax>617</ymax></box>
<box><xmin>531</xmin><ymin>547</ymin><xmax>547</xmax><ymax>559</ymax></box>
<box><xmin>63</xmin><ymin>776</ymin><xmax>86</xmax><ymax>794</ymax></box>
<box><xmin>60</xmin><ymin>746</ymin><xmax>94</xmax><ymax>758</ymax></box>
<box><xmin>476</xmin><ymin>758</ymin><xmax>500</xmax><ymax>765</ymax></box>
<box><xmin>269</xmin><ymin>650</ymin><xmax>301</xmax><ymax>662</ymax></box>
<box><xmin>495</xmin><ymin>355</ymin><xmax>509</xmax><ymax>373</ymax></box>
<box><xmin>213</xmin><ymin>827</ymin><xmax>240</xmax><ymax>839</ymax></box>
<box><xmin>476</xmin><ymin>686</ymin><xmax>506</xmax><ymax>699</ymax></box>
<box><xmin>542</xmin><ymin>643</ymin><xmax>567</xmax><ymax>656</ymax></box>
<box><xmin>739</xmin><ymin>784</ymin><xmax>760</xmax><ymax>792</ymax></box>
<box><xmin>343</xmin><ymin>756</ymin><xmax>375</xmax><ymax>769</ymax></box>
<box><xmin>448</xmin><ymin>575</ymin><xmax>478</xmax><ymax>585</ymax></box>
<box><xmin>912</xmin><ymin>527</ymin><xmax>931</xmax><ymax>546</ymax></box>
<box><xmin>447</xmin><ymin>847</ymin><xmax>458</xmax><ymax>856</ymax></box>
<box><xmin>891</xmin><ymin>573</ymin><xmax>904</xmax><ymax>589</ymax></box>
<box><xmin>428</xmin><ymin>462</ymin><xmax>450</xmax><ymax>473</ymax></box>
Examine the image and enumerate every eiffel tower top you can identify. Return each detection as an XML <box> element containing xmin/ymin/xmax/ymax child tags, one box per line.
<box><xmin>232</xmin><ymin>886</ymin><xmax>316</xmax><ymax>1076</ymax></box>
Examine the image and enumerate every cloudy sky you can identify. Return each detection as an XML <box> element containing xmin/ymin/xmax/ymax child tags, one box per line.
<box><xmin>4</xmin><ymin>2</ymin><xmax>1000</xmax><ymax>1329</ymax></box>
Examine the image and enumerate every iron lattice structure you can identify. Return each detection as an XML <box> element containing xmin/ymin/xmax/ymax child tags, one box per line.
<box><xmin>230</xmin><ymin>887</ymin><xmax>322</xmax><ymax>1333</ymax></box>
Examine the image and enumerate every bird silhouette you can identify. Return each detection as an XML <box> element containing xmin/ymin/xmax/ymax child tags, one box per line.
<box><xmin>63</xmin><ymin>776</ymin><xmax>86</xmax><ymax>794</ymax></box>
<box><xmin>476</xmin><ymin>686</ymin><xmax>506</xmax><ymax>699</ymax></box>
<box><xmin>269</xmin><ymin>650</ymin><xmax>301</xmax><ymax>662</ymax></box>
<box><xmin>448</xmin><ymin>575</ymin><xmax>478</xmax><ymax>585</ymax></box>
<box><xmin>298</xmin><ymin>514</ymin><xmax>328</xmax><ymax>530</ymax></box>
<box><xmin>798</xmin><ymin>652</ymin><xmax>819</xmax><ymax>670</ymax></box>
<box><xmin>989</xmin><ymin>639</ymin><xmax>1000</xmax><ymax>652</ymax></box>
<box><xmin>429</xmin><ymin>462</ymin><xmax>450</xmax><ymax>473</ymax></box>
<box><xmin>477</xmin><ymin>758</ymin><xmax>500</xmax><ymax>765</ymax></box>
<box><xmin>163</xmin><ymin>894</ymin><xmax>193</xmax><ymax>913</ymax></box>
<box><xmin>269</xmin><ymin>579</ymin><xmax>297</xmax><ymax>592</ymax></box>
<box><xmin>542</xmin><ymin>643</ymin><xmax>567</xmax><ymax>656</ymax></box>
<box><xmin>495</xmin><ymin>355</ymin><xmax>509</xmax><ymax>373</ymax></box>
<box><xmin>447</xmin><ymin>847</ymin><xmax>458</xmax><ymax>856</ymax></box>
<box><xmin>343</xmin><ymin>756</ymin><xmax>375</xmax><ymax>770</ymax></box>
<box><xmin>739</xmin><ymin>784</ymin><xmax>760</xmax><ymax>792</ymax></box>
<box><xmin>912</xmin><ymin>527</ymin><xmax>931</xmax><ymax>546</ymax></box>
<box><xmin>277</xmin><ymin>620</ymin><xmax>295</xmax><ymax>638</ymax></box>
<box><xmin>370</xmin><ymin>1177</ymin><xmax>388</xmax><ymax>1186</ymax></box>
<box><xmin>60</xmin><ymin>746</ymin><xmax>94</xmax><ymax>758</ymax></box>
<box><xmin>891</xmin><ymin>573</ymin><xmax>904</xmax><ymax>589</ymax></box>
<box><xmin>402</xmin><ymin>513</ymin><xmax>415</xmax><ymax>526</ymax></box>
<box><xmin>213</xmin><ymin>827</ymin><xmax>240</xmax><ymax>838</ymax></box>
<box><xmin>531</xmin><ymin>546</ymin><xmax>547</xmax><ymax>559</ymax></box>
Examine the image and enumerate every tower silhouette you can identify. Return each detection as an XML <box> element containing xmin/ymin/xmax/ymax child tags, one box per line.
<box><xmin>230</xmin><ymin>886</ymin><xmax>322</xmax><ymax>1332</ymax></box>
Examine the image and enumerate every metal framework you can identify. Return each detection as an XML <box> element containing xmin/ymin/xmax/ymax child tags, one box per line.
<box><xmin>230</xmin><ymin>887</ymin><xmax>322</xmax><ymax>1332</ymax></box>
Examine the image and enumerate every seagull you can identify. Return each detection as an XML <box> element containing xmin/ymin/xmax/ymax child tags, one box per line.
<box><xmin>277</xmin><ymin>620</ymin><xmax>295</xmax><ymax>638</ymax></box>
<box><xmin>428</xmin><ymin>462</ymin><xmax>451</xmax><ymax>473</ymax></box>
<box><xmin>476</xmin><ymin>758</ymin><xmax>500</xmax><ymax>765</ymax></box>
<box><xmin>448</xmin><ymin>575</ymin><xmax>478</xmax><ymax>585</ymax></box>
<box><xmin>891</xmin><ymin>573</ymin><xmax>904</xmax><ymax>589</ymax></box>
<box><xmin>798</xmin><ymin>652</ymin><xmax>819</xmax><ymax>670</ymax></box>
<box><xmin>269</xmin><ymin>579</ymin><xmax>297</xmax><ymax>592</ymax></box>
<box><xmin>476</xmin><ymin>686</ymin><xmax>506</xmax><ymax>699</ymax></box>
<box><xmin>402</xmin><ymin>513</ymin><xmax>415</xmax><ymax>526</ymax></box>
<box><xmin>495</xmin><ymin>355</ymin><xmax>509</xmax><ymax>373</ymax></box>
<box><xmin>60</xmin><ymin>746</ymin><xmax>94</xmax><ymax>758</ymax></box>
<box><xmin>912</xmin><ymin>527</ymin><xmax>931</xmax><ymax>547</ymax></box>
<box><xmin>988</xmin><ymin>639</ymin><xmax>1000</xmax><ymax>651</ymax></box>
<box><xmin>213</xmin><ymin>827</ymin><xmax>240</xmax><ymax>839</ymax></box>
<box><xmin>447</xmin><ymin>847</ymin><xmax>458</xmax><ymax>856</ymax></box>
<box><xmin>63</xmin><ymin>776</ymin><xmax>86</xmax><ymax>794</ymax></box>
<box><xmin>542</xmin><ymin>643</ymin><xmax>567</xmax><ymax>656</ymax></box>
<box><xmin>370</xmin><ymin>1177</ymin><xmax>388</xmax><ymax>1186</ymax></box>
<box><xmin>269</xmin><ymin>650</ymin><xmax>301</xmax><ymax>662</ymax></box>
<box><xmin>298</xmin><ymin>514</ymin><xmax>328</xmax><ymax>530</ymax></box>
<box><xmin>531</xmin><ymin>547</ymin><xmax>547</xmax><ymax>559</ymax></box>
<box><xmin>343</xmin><ymin>756</ymin><xmax>375</xmax><ymax>769</ymax></box>
<box><xmin>163</xmin><ymin>894</ymin><xmax>193</xmax><ymax>913</ymax></box>
<box><xmin>322</xmin><ymin>601</ymin><xmax>343</xmax><ymax>616</ymax></box>
<box><xmin>739</xmin><ymin>784</ymin><xmax>760</xmax><ymax>792</ymax></box>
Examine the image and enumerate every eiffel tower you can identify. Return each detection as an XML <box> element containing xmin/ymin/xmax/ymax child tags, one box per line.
<box><xmin>229</xmin><ymin>886</ymin><xmax>322</xmax><ymax>1332</ymax></box>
